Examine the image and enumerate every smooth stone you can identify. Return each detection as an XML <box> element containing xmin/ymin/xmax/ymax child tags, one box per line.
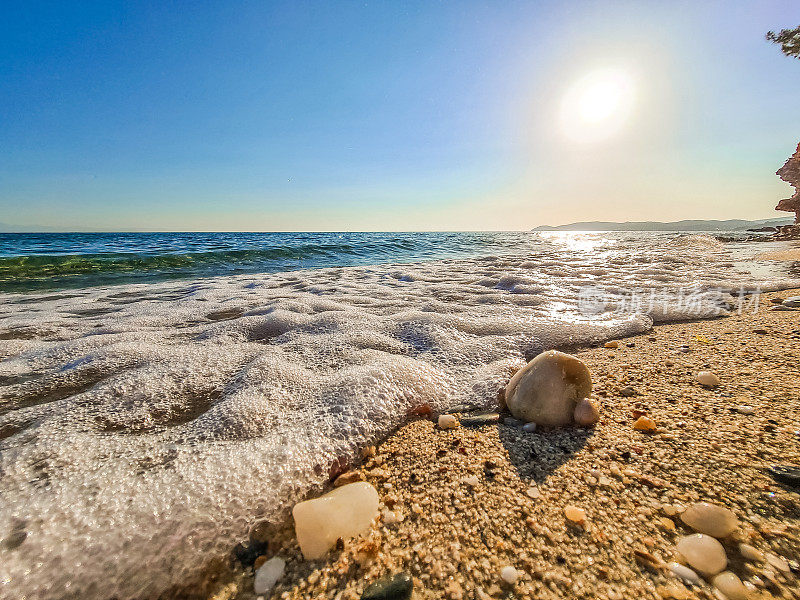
<box><xmin>712</xmin><ymin>571</ymin><xmax>749</xmax><ymax>600</ymax></box>
<box><xmin>739</xmin><ymin>543</ymin><xmax>764</xmax><ymax>562</ymax></box>
<box><xmin>676</xmin><ymin>534</ymin><xmax>728</xmax><ymax>576</ymax></box>
<box><xmin>696</xmin><ymin>371</ymin><xmax>720</xmax><ymax>387</ymax></box>
<box><xmin>620</xmin><ymin>385</ymin><xmax>638</xmax><ymax>397</ymax></box>
<box><xmin>460</xmin><ymin>413</ymin><xmax>500</xmax><ymax>427</ymax></box>
<box><xmin>767</xmin><ymin>464</ymin><xmax>800</xmax><ymax>487</ymax></box>
<box><xmin>564</xmin><ymin>505</ymin><xmax>586</xmax><ymax>523</ymax></box>
<box><xmin>680</xmin><ymin>502</ymin><xmax>739</xmax><ymax>538</ymax></box>
<box><xmin>438</xmin><ymin>414</ymin><xmax>459</xmax><ymax>429</ymax></box>
<box><xmin>735</xmin><ymin>405</ymin><xmax>755</xmax><ymax>415</ymax></box>
<box><xmin>782</xmin><ymin>296</ymin><xmax>800</xmax><ymax>307</ymax></box>
<box><xmin>766</xmin><ymin>553</ymin><xmax>790</xmax><ymax>573</ymax></box>
<box><xmin>254</xmin><ymin>556</ymin><xmax>286</xmax><ymax>595</ymax></box>
<box><xmin>500</xmin><ymin>565</ymin><xmax>520</xmax><ymax>584</ymax></box>
<box><xmin>504</xmin><ymin>350</ymin><xmax>592</xmax><ymax>426</ymax></box>
<box><xmin>573</xmin><ymin>398</ymin><xmax>600</xmax><ymax>426</ymax></box>
<box><xmin>633</xmin><ymin>415</ymin><xmax>657</xmax><ymax>431</ymax></box>
<box><xmin>522</xmin><ymin>422</ymin><xmax>537</xmax><ymax>433</ymax></box>
<box><xmin>361</xmin><ymin>573</ymin><xmax>413</xmax><ymax>600</ymax></box>
<box><xmin>293</xmin><ymin>482</ymin><xmax>379</xmax><ymax>560</ymax></box>
<box><xmin>668</xmin><ymin>562</ymin><xmax>702</xmax><ymax>585</ymax></box>
<box><xmin>604</xmin><ymin>340</ymin><xmax>619</xmax><ymax>348</ymax></box>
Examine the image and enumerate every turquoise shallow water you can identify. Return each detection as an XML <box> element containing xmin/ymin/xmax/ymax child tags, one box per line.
<box><xmin>0</xmin><ymin>231</ymin><xmax>536</xmax><ymax>292</ymax></box>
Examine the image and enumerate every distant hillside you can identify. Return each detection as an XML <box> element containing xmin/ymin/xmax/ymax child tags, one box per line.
<box><xmin>532</xmin><ymin>218</ymin><xmax>793</xmax><ymax>232</ymax></box>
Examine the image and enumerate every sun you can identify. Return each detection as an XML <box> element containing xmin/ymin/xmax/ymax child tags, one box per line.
<box><xmin>559</xmin><ymin>68</ymin><xmax>636</xmax><ymax>143</ymax></box>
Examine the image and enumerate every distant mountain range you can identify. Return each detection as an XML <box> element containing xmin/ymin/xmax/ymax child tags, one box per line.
<box><xmin>532</xmin><ymin>218</ymin><xmax>794</xmax><ymax>232</ymax></box>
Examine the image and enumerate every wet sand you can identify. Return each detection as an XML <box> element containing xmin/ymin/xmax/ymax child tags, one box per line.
<box><xmin>221</xmin><ymin>289</ymin><xmax>800</xmax><ymax>600</ymax></box>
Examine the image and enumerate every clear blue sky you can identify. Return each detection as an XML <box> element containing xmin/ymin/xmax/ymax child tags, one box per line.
<box><xmin>1</xmin><ymin>1</ymin><xmax>799</xmax><ymax>231</ymax></box>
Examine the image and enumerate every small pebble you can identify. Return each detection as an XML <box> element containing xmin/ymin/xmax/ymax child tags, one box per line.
<box><xmin>604</xmin><ymin>340</ymin><xmax>619</xmax><ymax>348</ymax></box>
<box><xmin>573</xmin><ymin>397</ymin><xmax>600</xmax><ymax>426</ymax></box>
<box><xmin>782</xmin><ymin>296</ymin><xmax>800</xmax><ymax>307</ymax></box>
<box><xmin>361</xmin><ymin>573</ymin><xmax>413</xmax><ymax>600</ymax></box>
<box><xmin>500</xmin><ymin>565</ymin><xmax>520</xmax><ymax>584</ymax></box>
<box><xmin>668</xmin><ymin>562</ymin><xmax>702</xmax><ymax>585</ymax></box>
<box><xmin>680</xmin><ymin>502</ymin><xmax>739</xmax><ymax>538</ymax></box>
<box><xmin>633</xmin><ymin>416</ymin><xmax>657</xmax><ymax>432</ymax></box>
<box><xmin>460</xmin><ymin>413</ymin><xmax>500</xmax><ymax>427</ymax></box>
<box><xmin>254</xmin><ymin>557</ymin><xmax>286</xmax><ymax>595</ymax></box>
<box><xmin>564</xmin><ymin>505</ymin><xmax>586</xmax><ymax>523</ymax></box>
<box><xmin>695</xmin><ymin>371</ymin><xmax>720</xmax><ymax>387</ymax></box>
<box><xmin>620</xmin><ymin>385</ymin><xmax>638</xmax><ymax>397</ymax></box>
<box><xmin>735</xmin><ymin>405</ymin><xmax>755</xmax><ymax>415</ymax></box>
<box><xmin>463</xmin><ymin>475</ymin><xmax>480</xmax><ymax>487</ymax></box>
<box><xmin>438</xmin><ymin>414</ymin><xmax>459</xmax><ymax>429</ymax></box>
<box><xmin>522</xmin><ymin>422</ymin><xmax>537</xmax><ymax>433</ymax></box>
<box><xmin>711</xmin><ymin>571</ymin><xmax>748</xmax><ymax>600</ymax></box>
<box><xmin>676</xmin><ymin>534</ymin><xmax>727</xmax><ymax>576</ymax></box>
<box><xmin>526</xmin><ymin>486</ymin><xmax>540</xmax><ymax>499</ymax></box>
<box><xmin>766</xmin><ymin>553</ymin><xmax>790</xmax><ymax>573</ymax></box>
<box><xmin>739</xmin><ymin>543</ymin><xmax>764</xmax><ymax>562</ymax></box>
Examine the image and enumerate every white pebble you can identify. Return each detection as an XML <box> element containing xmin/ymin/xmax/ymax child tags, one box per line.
<box><xmin>522</xmin><ymin>422</ymin><xmax>537</xmax><ymax>433</ymax></box>
<box><xmin>738</xmin><ymin>543</ymin><xmax>763</xmax><ymax>562</ymax></box>
<box><xmin>463</xmin><ymin>475</ymin><xmax>480</xmax><ymax>487</ymax></box>
<box><xmin>695</xmin><ymin>371</ymin><xmax>720</xmax><ymax>387</ymax></box>
<box><xmin>766</xmin><ymin>553</ymin><xmax>790</xmax><ymax>573</ymax></box>
<box><xmin>680</xmin><ymin>502</ymin><xmax>739</xmax><ymax>538</ymax></box>
<box><xmin>292</xmin><ymin>482</ymin><xmax>379</xmax><ymax>559</ymax></box>
<box><xmin>438</xmin><ymin>414</ymin><xmax>458</xmax><ymax>429</ymax></box>
<box><xmin>735</xmin><ymin>405</ymin><xmax>755</xmax><ymax>415</ymax></box>
<box><xmin>668</xmin><ymin>562</ymin><xmax>702</xmax><ymax>584</ymax></box>
<box><xmin>676</xmin><ymin>534</ymin><xmax>728</xmax><ymax>576</ymax></box>
<box><xmin>254</xmin><ymin>556</ymin><xmax>286</xmax><ymax>595</ymax></box>
<box><xmin>500</xmin><ymin>565</ymin><xmax>520</xmax><ymax>584</ymax></box>
<box><xmin>712</xmin><ymin>571</ymin><xmax>749</xmax><ymax>600</ymax></box>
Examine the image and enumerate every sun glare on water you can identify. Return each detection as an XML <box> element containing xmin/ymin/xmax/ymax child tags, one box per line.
<box><xmin>559</xmin><ymin>68</ymin><xmax>635</xmax><ymax>143</ymax></box>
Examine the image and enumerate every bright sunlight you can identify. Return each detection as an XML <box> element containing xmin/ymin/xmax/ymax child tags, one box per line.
<box><xmin>559</xmin><ymin>67</ymin><xmax>636</xmax><ymax>144</ymax></box>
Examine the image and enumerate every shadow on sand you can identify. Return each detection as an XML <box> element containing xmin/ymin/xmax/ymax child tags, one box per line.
<box><xmin>496</xmin><ymin>420</ymin><xmax>595</xmax><ymax>484</ymax></box>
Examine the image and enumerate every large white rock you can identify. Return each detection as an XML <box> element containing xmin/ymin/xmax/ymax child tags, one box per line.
<box><xmin>293</xmin><ymin>482</ymin><xmax>379</xmax><ymax>560</ymax></box>
<box><xmin>504</xmin><ymin>350</ymin><xmax>592</xmax><ymax>426</ymax></box>
<box><xmin>680</xmin><ymin>502</ymin><xmax>739</xmax><ymax>538</ymax></box>
<box><xmin>676</xmin><ymin>534</ymin><xmax>728</xmax><ymax>576</ymax></box>
<box><xmin>254</xmin><ymin>556</ymin><xmax>286</xmax><ymax>595</ymax></box>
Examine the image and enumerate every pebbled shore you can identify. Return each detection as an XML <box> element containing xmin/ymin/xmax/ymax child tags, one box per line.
<box><xmin>221</xmin><ymin>289</ymin><xmax>800</xmax><ymax>600</ymax></box>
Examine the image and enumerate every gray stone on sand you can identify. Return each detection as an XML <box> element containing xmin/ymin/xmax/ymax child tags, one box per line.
<box><xmin>460</xmin><ymin>413</ymin><xmax>500</xmax><ymax>427</ymax></box>
<box><xmin>782</xmin><ymin>296</ymin><xmax>800</xmax><ymax>307</ymax></box>
<box><xmin>361</xmin><ymin>572</ymin><xmax>413</xmax><ymax>600</ymax></box>
<box><xmin>504</xmin><ymin>350</ymin><xmax>592</xmax><ymax>426</ymax></box>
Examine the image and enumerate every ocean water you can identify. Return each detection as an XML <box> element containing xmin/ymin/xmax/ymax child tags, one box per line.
<box><xmin>1</xmin><ymin>231</ymin><xmax>798</xmax><ymax>599</ymax></box>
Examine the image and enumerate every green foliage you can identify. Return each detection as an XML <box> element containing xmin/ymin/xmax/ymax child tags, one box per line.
<box><xmin>766</xmin><ymin>26</ymin><xmax>800</xmax><ymax>58</ymax></box>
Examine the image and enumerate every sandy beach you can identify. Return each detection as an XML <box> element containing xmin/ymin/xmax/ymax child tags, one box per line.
<box><xmin>212</xmin><ymin>288</ymin><xmax>800</xmax><ymax>600</ymax></box>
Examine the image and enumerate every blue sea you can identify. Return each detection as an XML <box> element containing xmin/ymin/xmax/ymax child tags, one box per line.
<box><xmin>0</xmin><ymin>231</ymin><xmax>539</xmax><ymax>292</ymax></box>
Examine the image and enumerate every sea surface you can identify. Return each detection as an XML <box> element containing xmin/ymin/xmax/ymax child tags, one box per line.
<box><xmin>1</xmin><ymin>230</ymin><xmax>799</xmax><ymax>599</ymax></box>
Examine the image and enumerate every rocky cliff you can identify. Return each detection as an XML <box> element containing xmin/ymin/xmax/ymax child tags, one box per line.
<box><xmin>776</xmin><ymin>142</ymin><xmax>800</xmax><ymax>223</ymax></box>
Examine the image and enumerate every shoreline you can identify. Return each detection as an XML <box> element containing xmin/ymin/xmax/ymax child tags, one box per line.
<box><xmin>216</xmin><ymin>288</ymin><xmax>800</xmax><ymax>600</ymax></box>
